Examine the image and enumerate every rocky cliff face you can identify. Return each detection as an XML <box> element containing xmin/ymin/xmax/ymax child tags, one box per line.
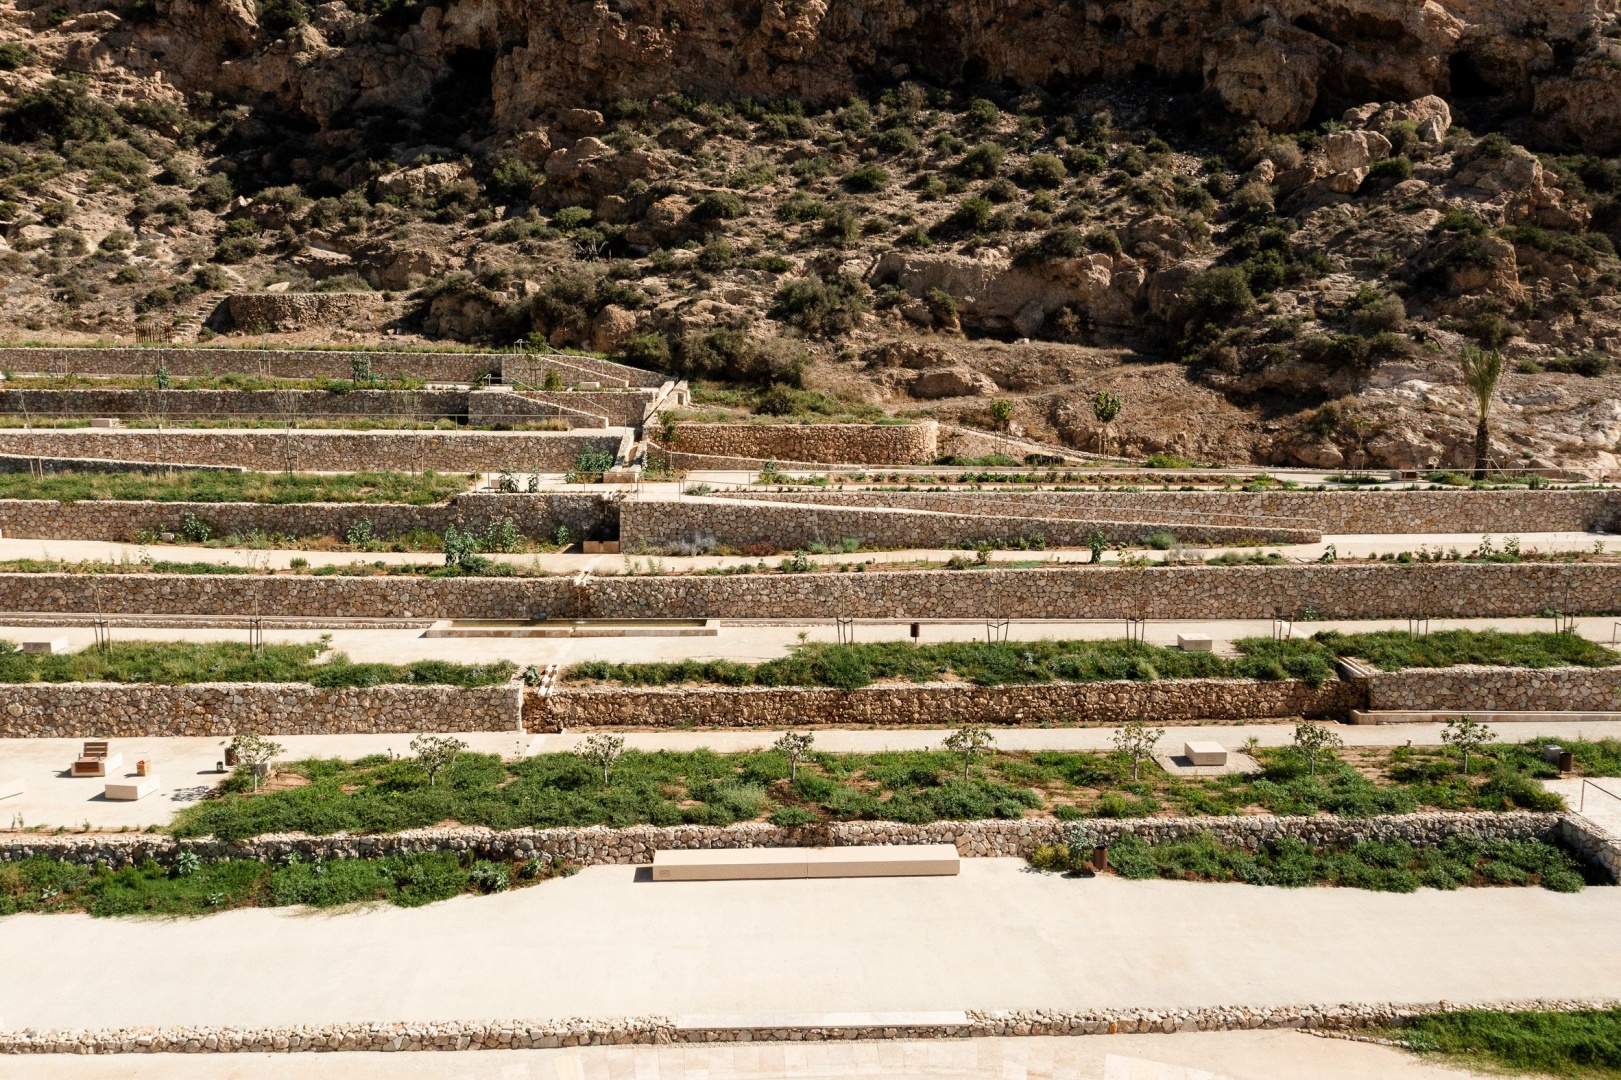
<box><xmin>81</xmin><ymin>0</ymin><xmax>1621</xmax><ymax>150</ymax></box>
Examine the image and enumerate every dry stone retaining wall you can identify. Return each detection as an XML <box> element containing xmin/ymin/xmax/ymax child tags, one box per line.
<box><xmin>529</xmin><ymin>678</ymin><xmax>1361</xmax><ymax>732</ymax></box>
<box><xmin>0</xmin><ymin>682</ymin><xmax>520</xmax><ymax>738</ymax></box>
<box><xmin>467</xmin><ymin>389</ymin><xmax>655</xmax><ymax>427</ymax></box>
<box><xmin>0</xmin><ymin>492</ymin><xmax>617</xmax><ymax>544</ymax></box>
<box><xmin>0</xmin><ymin>388</ymin><xmax>470</xmax><ymax>421</ymax></box>
<box><xmin>619</xmin><ymin>496</ymin><xmax>1316</xmax><ymax>551</ymax></box>
<box><xmin>501</xmin><ymin>353</ymin><xmax>668</xmax><ymax>388</ymax></box>
<box><xmin>0</xmin><ymin>428</ymin><xmax>625</xmax><ymax>472</ymax></box>
<box><xmin>6</xmin><ymin>999</ymin><xmax>1618</xmax><ymax>1054</ymax></box>
<box><xmin>226</xmin><ymin>292</ymin><xmax>389</xmax><ymax>332</ymax></box>
<box><xmin>1368</xmin><ymin>665</ymin><xmax>1621</xmax><ymax>711</ymax></box>
<box><xmin>0</xmin><ymin>811</ymin><xmax>1562</xmax><ymax>868</ymax></box>
<box><xmin>0</xmin><ymin>347</ymin><xmax>491</xmax><ymax>383</ymax></box>
<box><xmin>0</xmin><ymin>563</ymin><xmax>1615</xmax><ymax>619</ymax></box>
<box><xmin>711</xmin><ymin>488</ymin><xmax>1621</xmax><ymax>536</ymax></box>
<box><xmin>664</xmin><ymin>421</ymin><xmax>939</xmax><ymax>465</ymax></box>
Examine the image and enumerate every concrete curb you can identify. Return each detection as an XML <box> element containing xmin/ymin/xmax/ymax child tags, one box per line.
<box><xmin>2</xmin><ymin>999</ymin><xmax>1617</xmax><ymax>1054</ymax></box>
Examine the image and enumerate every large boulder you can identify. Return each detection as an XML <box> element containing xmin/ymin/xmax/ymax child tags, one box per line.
<box><xmin>870</xmin><ymin>248</ymin><xmax>1141</xmax><ymax>337</ymax></box>
<box><xmin>907</xmin><ymin>367</ymin><xmax>998</xmax><ymax>399</ymax></box>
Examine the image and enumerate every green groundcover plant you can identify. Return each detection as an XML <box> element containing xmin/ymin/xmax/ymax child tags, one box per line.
<box><xmin>0</xmin><ymin>639</ymin><xmax>513</xmax><ymax>687</ymax></box>
<box><xmin>0</xmin><ymin>469</ymin><xmax>469</xmax><ymax>504</ymax></box>
<box><xmin>1027</xmin><ymin>832</ymin><xmax>1597</xmax><ymax>893</ymax></box>
<box><xmin>166</xmin><ymin>737</ymin><xmax>1621</xmax><ymax>842</ymax></box>
<box><xmin>1385</xmin><ymin>1007</ymin><xmax>1621</xmax><ymax>1077</ymax></box>
<box><xmin>565</xmin><ymin>631</ymin><xmax>1617</xmax><ymax>691</ymax></box>
<box><xmin>0</xmin><ymin>851</ymin><xmax>572</xmax><ymax>917</ymax></box>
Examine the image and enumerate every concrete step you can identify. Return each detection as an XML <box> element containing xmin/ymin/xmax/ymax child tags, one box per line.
<box><xmin>652</xmin><ymin>843</ymin><xmax>960</xmax><ymax>881</ymax></box>
<box><xmin>1350</xmin><ymin>709</ymin><xmax>1621</xmax><ymax>725</ymax></box>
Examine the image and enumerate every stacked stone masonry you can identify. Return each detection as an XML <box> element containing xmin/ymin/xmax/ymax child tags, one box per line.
<box><xmin>528</xmin><ymin>678</ymin><xmax>1361</xmax><ymax>732</ymax></box>
<box><xmin>660</xmin><ymin>421</ymin><xmax>940</xmax><ymax>466</ymax></box>
<box><xmin>500</xmin><ymin>353</ymin><xmax>669</xmax><ymax>389</ymax></box>
<box><xmin>0</xmin><ymin>388</ymin><xmax>471</xmax><ymax>422</ymax></box>
<box><xmin>0</xmin><ymin>492</ymin><xmax>618</xmax><ymax>544</ymax></box>
<box><xmin>0</xmin><ymin>346</ymin><xmax>503</xmax><ymax>382</ymax></box>
<box><xmin>5</xmin><ymin>999</ymin><xmax>1618</xmax><ymax>1054</ymax></box>
<box><xmin>1367</xmin><ymin>665</ymin><xmax>1621</xmax><ymax>711</ymax></box>
<box><xmin>620</xmin><ymin>496</ymin><xmax>1317</xmax><ymax>551</ymax></box>
<box><xmin>0</xmin><ymin>682</ymin><xmax>520</xmax><ymax>738</ymax></box>
<box><xmin>0</xmin><ymin>563</ymin><xmax>1615</xmax><ymax>619</ymax></box>
<box><xmin>709</xmin><ymin>488</ymin><xmax>1621</xmax><ymax>536</ymax></box>
<box><xmin>0</xmin><ymin>429</ymin><xmax>626</xmax><ymax>472</ymax></box>
<box><xmin>0</xmin><ymin>811</ymin><xmax>1564</xmax><ymax>868</ymax></box>
<box><xmin>226</xmin><ymin>293</ymin><xmax>388</xmax><ymax>332</ymax></box>
<box><xmin>0</xmin><ymin>348</ymin><xmax>666</xmax><ymax>389</ymax></box>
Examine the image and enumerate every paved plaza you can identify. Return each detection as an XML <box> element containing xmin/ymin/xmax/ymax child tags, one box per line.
<box><xmin>3</xmin><ymin>860</ymin><xmax>1620</xmax><ymax>1033</ymax></box>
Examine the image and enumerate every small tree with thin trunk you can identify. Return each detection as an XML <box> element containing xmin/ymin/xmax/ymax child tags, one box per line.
<box><xmin>1112</xmin><ymin>720</ymin><xmax>1164</xmax><ymax>781</ymax></box>
<box><xmin>410</xmin><ymin>733</ymin><xmax>467</xmax><ymax>787</ymax></box>
<box><xmin>1441</xmin><ymin>716</ymin><xmax>1496</xmax><ymax>776</ymax></box>
<box><xmin>1292</xmin><ymin>721</ymin><xmax>1344</xmax><ymax>777</ymax></box>
<box><xmin>1458</xmin><ymin>345</ymin><xmax>1503</xmax><ymax>481</ymax></box>
<box><xmin>230</xmin><ymin>732</ymin><xmax>284</xmax><ymax>792</ymax></box>
<box><xmin>580</xmin><ymin>733</ymin><xmax>626</xmax><ymax>785</ymax></box>
<box><xmin>1092</xmin><ymin>391</ymin><xmax>1123</xmax><ymax>456</ymax></box>
<box><xmin>943</xmin><ymin>725</ymin><xmax>995</xmax><ymax>780</ymax></box>
<box><xmin>773</xmin><ymin>731</ymin><xmax>815</xmax><ymax>782</ymax></box>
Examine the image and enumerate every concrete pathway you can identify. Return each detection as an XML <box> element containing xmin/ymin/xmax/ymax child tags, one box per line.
<box><xmin>2</xmin><ymin>860</ymin><xmax>1619</xmax><ymax>1032</ymax></box>
<box><xmin>0</xmin><ymin>613</ymin><xmax>1616</xmax><ymax>671</ymax></box>
<box><xmin>0</xmin><ymin>530</ymin><xmax>1609</xmax><ymax>575</ymax></box>
<box><xmin>0</xmin><ymin>1030</ymin><xmax>1507</xmax><ymax>1079</ymax></box>
<box><xmin>9</xmin><ymin>721</ymin><xmax>1620</xmax><ymax>830</ymax></box>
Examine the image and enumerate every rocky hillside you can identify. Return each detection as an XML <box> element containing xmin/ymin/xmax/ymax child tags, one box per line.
<box><xmin>3</xmin><ymin>0</ymin><xmax>1621</xmax><ymax>472</ymax></box>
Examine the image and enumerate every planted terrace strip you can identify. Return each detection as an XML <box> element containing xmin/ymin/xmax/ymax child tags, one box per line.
<box><xmin>145</xmin><ymin>738</ymin><xmax>1614</xmax><ymax>842</ymax></box>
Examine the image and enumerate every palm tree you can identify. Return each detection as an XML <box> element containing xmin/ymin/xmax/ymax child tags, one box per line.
<box><xmin>1458</xmin><ymin>346</ymin><xmax>1502</xmax><ymax>481</ymax></box>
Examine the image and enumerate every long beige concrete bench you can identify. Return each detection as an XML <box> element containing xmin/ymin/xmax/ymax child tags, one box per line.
<box><xmin>652</xmin><ymin>844</ymin><xmax>959</xmax><ymax>881</ymax></box>
<box><xmin>1350</xmin><ymin>710</ymin><xmax>1621</xmax><ymax>725</ymax></box>
<box><xmin>0</xmin><ymin>776</ymin><xmax>23</xmax><ymax>800</ymax></box>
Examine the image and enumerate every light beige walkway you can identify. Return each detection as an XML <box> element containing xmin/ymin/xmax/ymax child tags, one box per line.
<box><xmin>2</xmin><ymin>860</ymin><xmax>1619</xmax><ymax>1032</ymax></box>
<box><xmin>9</xmin><ymin>721</ymin><xmax>1619</xmax><ymax>829</ymax></box>
<box><xmin>0</xmin><ymin>613</ymin><xmax>1616</xmax><ymax>671</ymax></box>
<box><xmin>0</xmin><ymin>530</ymin><xmax>1608</xmax><ymax>574</ymax></box>
<box><xmin>0</xmin><ymin>1030</ymin><xmax>1511</xmax><ymax>1079</ymax></box>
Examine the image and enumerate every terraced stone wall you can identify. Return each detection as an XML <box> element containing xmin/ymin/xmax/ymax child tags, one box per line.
<box><xmin>659</xmin><ymin>421</ymin><xmax>939</xmax><ymax>466</ymax></box>
<box><xmin>0</xmin><ymin>563</ymin><xmax>1614</xmax><ymax>620</ymax></box>
<box><xmin>0</xmin><ymin>429</ymin><xmax>626</xmax><ymax>472</ymax></box>
<box><xmin>0</xmin><ymin>388</ymin><xmax>470</xmax><ymax>421</ymax></box>
<box><xmin>619</xmin><ymin>496</ymin><xmax>1317</xmax><ymax>551</ymax></box>
<box><xmin>0</xmin><ymin>812</ymin><xmax>1563</xmax><ymax>868</ymax></box>
<box><xmin>1368</xmin><ymin>665</ymin><xmax>1621</xmax><ymax>712</ymax></box>
<box><xmin>0</xmin><ymin>492</ymin><xmax>618</xmax><ymax>544</ymax></box>
<box><xmin>528</xmin><ymin>678</ymin><xmax>1361</xmax><ymax>731</ymax></box>
<box><xmin>0</xmin><ymin>682</ymin><xmax>520</xmax><ymax>738</ymax></box>
<box><xmin>710</xmin><ymin>488</ymin><xmax>1621</xmax><ymax>535</ymax></box>
<box><xmin>0</xmin><ymin>347</ymin><xmax>501</xmax><ymax>382</ymax></box>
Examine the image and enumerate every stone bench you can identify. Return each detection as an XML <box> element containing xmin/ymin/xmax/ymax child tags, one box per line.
<box><xmin>1176</xmin><ymin>633</ymin><xmax>1213</xmax><ymax>652</ymax></box>
<box><xmin>104</xmin><ymin>773</ymin><xmax>160</xmax><ymax>801</ymax></box>
<box><xmin>0</xmin><ymin>775</ymin><xmax>23</xmax><ymax>800</ymax></box>
<box><xmin>1183</xmin><ymin>740</ymin><xmax>1227</xmax><ymax>766</ymax></box>
<box><xmin>652</xmin><ymin>844</ymin><xmax>959</xmax><ymax>881</ymax></box>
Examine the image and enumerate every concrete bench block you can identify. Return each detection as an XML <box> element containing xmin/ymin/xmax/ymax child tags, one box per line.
<box><xmin>1183</xmin><ymin>741</ymin><xmax>1228</xmax><ymax>766</ymax></box>
<box><xmin>71</xmin><ymin>753</ymin><xmax>122</xmax><ymax>778</ymax></box>
<box><xmin>22</xmin><ymin>637</ymin><xmax>68</xmax><ymax>654</ymax></box>
<box><xmin>653</xmin><ymin>844</ymin><xmax>960</xmax><ymax>881</ymax></box>
<box><xmin>104</xmin><ymin>773</ymin><xmax>160</xmax><ymax>801</ymax></box>
<box><xmin>653</xmin><ymin>848</ymin><xmax>808</xmax><ymax>881</ymax></box>
<box><xmin>0</xmin><ymin>775</ymin><xmax>24</xmax><ymax>800</ymax></box>
<box><xmin>805</xmin><ymin>844</ymin><xmax>959</xmax><ymax>878</ymax></box>
<box><xmin>1177</xmin><ymin>633</ymin><xmax>1214</xmax><ymax>652</ymax></box>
